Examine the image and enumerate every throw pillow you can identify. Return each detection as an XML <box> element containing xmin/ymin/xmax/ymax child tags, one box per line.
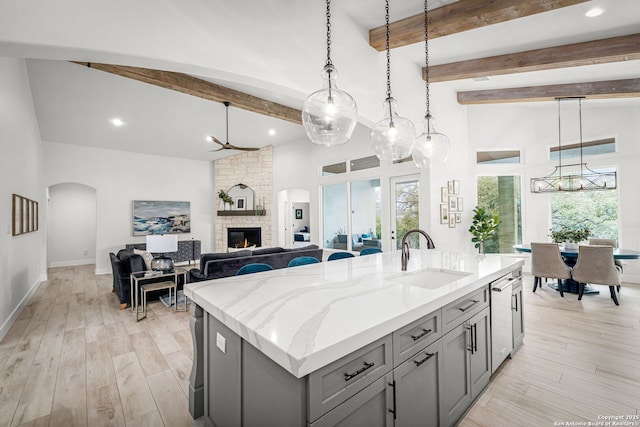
<box><xmin>134</xmin><ymin>249</ymin><xmax>153</xmax><ymax>270</ymax></box>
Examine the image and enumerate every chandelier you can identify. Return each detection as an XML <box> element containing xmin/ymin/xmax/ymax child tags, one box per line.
<box><xmin>301</xmin><ymin>0</ymin><xmax>358</xmax><ymax>146</ymax></box>
<box><xmin>530</xmin><ymin>97</ymin><xmax>616</xmax><ymax>193</ymax></box>
<box><xmin>413</xmin><ymin>0</ymin><xmax>449</xmax><ymax>168</ymax></box>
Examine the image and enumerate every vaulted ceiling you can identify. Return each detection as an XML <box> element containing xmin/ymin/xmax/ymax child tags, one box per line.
<box><xmin>1</xmin><ymin>0</ymin><xmax>639</xmax><ymax>161</ymax></box>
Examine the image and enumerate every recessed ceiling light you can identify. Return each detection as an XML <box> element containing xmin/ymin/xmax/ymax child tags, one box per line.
<box><xmin>268</xmin><ymin>129</ymin><xmax>276</xmax><ymax>136</ymax></box>
<box><xmin>585</xmin><ymin>7</ymin><xmax>604</xmax><ymax>17</ymax></box>
<box><xmin>110</xmin><ymin>118</ymin><xmax>124</xmax><ymax>127</ymax></box>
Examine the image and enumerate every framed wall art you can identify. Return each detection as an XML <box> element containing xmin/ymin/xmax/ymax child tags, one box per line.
<box><xmin>12</xmin><ymin>193</ymin><xmax>39</xmax><ymax>236</ymax></box>
<box><xmin>235</xmin><ymin>197</ymin><xmax>247</xmax><ymax>210</ymax></box>
<box><xmin>441</xmin><ymin>187</ymin><xmax>448</xmax><ymax>203</ymax></box>
<box><xmin>453</xmin><ymin>180</ymin><xmax>460</xmax><ymax>195</ymax></box>
<box><xmin>132</xmin><ymin>200</ymin><xmax>191</xmax><ymax>235</ymax></box>
<box><xmin>440</xmin><ymin>204</ymin><xmax>449</xmax><ymax>224</ymax></box>
<box><xmin>449</xmin><ymin>196</ymin><xmax>458</xmax><ymax>212</ymax></box>
<box><xmin>295</xmin><ymin>209</ymin><xmax>303</xmax><ymax>220</ymax></box>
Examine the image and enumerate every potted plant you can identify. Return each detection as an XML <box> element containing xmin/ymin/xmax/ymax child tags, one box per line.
<box><xmin>218</xmin><ymin>190</ymin><xmax>234</xmax><ymax>210</ymax></box>
<box><xmin>468</xmin><ymin>207</ymin><xmax>499</xmax><ymax>254</ymax></box>
<box><xmin>550</xmin><ymin>226</ymin><xmax>590</xmax><ymax>249</ymax></box>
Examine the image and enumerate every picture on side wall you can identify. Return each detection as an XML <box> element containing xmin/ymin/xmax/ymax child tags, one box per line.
<box><xmin>441</xmin><ymin>187</ymin><xmax>448</xmax><ymax>203</ymax></box>
<box><xmin>440</xmin><ymin>204</ymin><xmax>449</xmax><ymax>224</ymax></box>
<box><xmin>295</xmin><ymin>209</ymin><xmax>303</xmax><ymax>220</ymax></box>
<box><xmin>132</xmin><ymin>200</ymin><xmax>191</xmax><ymax>235</ymax></box>
<box><xmin>235</xmin><ymin>197</ymin><xmax>246</xmax><ymax>210</ymax></box>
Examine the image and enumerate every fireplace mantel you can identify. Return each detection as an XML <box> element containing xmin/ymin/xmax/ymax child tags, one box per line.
<box><xmin>217</xmin><ymin>210</ymin><xmax>266</xmax><ymax>217</ymax></box>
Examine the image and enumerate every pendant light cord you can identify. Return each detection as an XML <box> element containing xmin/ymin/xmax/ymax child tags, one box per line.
<box><xmin>385</xmin><ymin>0</ymin><xmax>394</xmax><ymax>125</ymax></box>
<box><xmin>557</xmin><ymin>98</ymin><xmax>562</xmax><ymax>184</ymax></box>
<box><xmin>325</xmin><ymin>0</ymin><xmax>332</xmax><ymax>67</ymax></box>
<box><xmin>424</xmin><ymin>0</ymin><xmax>430</xmax><ymax>114</ymax></box>
<box><xmin>578</xmin><ymin>97</ymin><xmax>584</xmax><ymax>186</ymax></box>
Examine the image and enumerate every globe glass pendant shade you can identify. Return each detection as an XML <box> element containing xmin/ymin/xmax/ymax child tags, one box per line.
<box><xmin>413</xmin><ymin>112</ymin><xmax>449</xmax><ymax>168</ymax></box>
<box><xmin>302</xmin><ymin>64</ymin><xmax>357</xmax><ymax>146</ymax></box>
<box><xmin>370</xmin><ymin>97</ymin><xmax>415</xmax><ymax>162</ymax></box>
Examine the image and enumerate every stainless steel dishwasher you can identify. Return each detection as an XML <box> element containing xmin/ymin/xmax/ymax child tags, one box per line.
<box><xmin>490</xmin><ymin>272</ymin><xmax>521</xmax><ymax>373</ymax></box>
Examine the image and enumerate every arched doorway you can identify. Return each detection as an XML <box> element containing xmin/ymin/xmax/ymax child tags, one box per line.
<box><xmin>47</xmin><ymin>182</ymin><xmax>97</xmax><ymax>268</ymax></box>
<box><xmin>276</xmin><ymin>189</ymin><xmax>311</xmax><ymax>248</ymax></box>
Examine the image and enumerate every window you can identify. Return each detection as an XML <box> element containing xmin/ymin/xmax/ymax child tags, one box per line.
<box><xmin>322</xmin><ymin>162</ymin><xmax>347</xmax><ymax>176</ymax></box>
<box><xmin>350</xmin><ymin>155</ymin><xmax>380</xmax><ymax>172</ymax></box>
<box><xmin>550</xmin><ymin>138</ymin><xmax>615</xmax><ymax>161</ymax></box>
<box><xmin>551</xmin><ymin>168</ymin><xmax>618</xmax><ymax>241</ymax></box>
<box><xmin>322</xmin><ymin>184</ymin><xmax>348</xmax><ymax>249</ymax></box>
<box><xmin>476</xmin><ymin>176</ymin><xmax>522</xmax><ymax>253</ymax></box>
<box><xmin>477</xmin><ymin>150</ymin><xmax>521</xmax><ymax>165</ymax></box>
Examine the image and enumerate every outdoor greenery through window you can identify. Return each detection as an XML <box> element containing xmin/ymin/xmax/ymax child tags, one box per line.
<box><xmin>551</xmin><ymin>189</ymin><xmax>618</xmax><ymax>242</ymax></box>
<box><xmin>395</xmin><ymin>179</ymin><xmax>419</xmax><ymax>249</ymax></box>
<box><xmin>476</xmin><ymin>176</ymin><xmax>522</xmax><ymax>253</ymax></box>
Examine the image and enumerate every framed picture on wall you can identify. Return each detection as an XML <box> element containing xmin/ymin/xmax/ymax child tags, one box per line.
<box><xmin>449</xmin><ymin>195</ymin><xmax>458</xmax><ymax>212</ymax></box>
<box><xmin>295</xmin><ymin>209</ymin><xmax>303</xmax><ymax>220</ymax></box>
<box><xmin>453</xmin><ymin>180</ymin><xmax>460</xmax><ymax>195</ymax></box>
<box><xmin>132</xmin><ymin>200</ymin><xmax>191</xmax><ymax>235</ymax></box>
<box><xmin>457</xmin><ymin>197</ymin><xmax>463</xmax><ymax>211</ymax></box>
<box><xmin>447</xmin><ymin>181</ymin><xmax>454</xmax><ymax>193</ymax></box>
<box><xmin>440</xmin><ymin>204</ymin><xmax>449</xmax><ymax>224</ymax></box>
<box><xmin>449</xmin><ymin>214</ymin><xmax>456</xmax><ymax>228</ymax></box>
<box><xmin>441</xmin><ymin>187</ymin><xmax>448</xmax><ymax>203</ymax></box>
<box><xmin>455</xmin><ymin>213</ymin><xmax>461</xmax><ymax>223</ymax></box>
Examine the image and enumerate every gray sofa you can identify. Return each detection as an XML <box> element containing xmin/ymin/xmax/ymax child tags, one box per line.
<box><xmin>188</xmin><ymin>244</ymin><xmax>323</xmax><ymax>282</ymax></box>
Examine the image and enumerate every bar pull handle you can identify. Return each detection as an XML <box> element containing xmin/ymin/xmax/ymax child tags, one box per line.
<box><xmin>472</xmin><ymin>323</ymin><xmax>478</xmax><ymax>352</ymax></box>
<box><xmin>388</xmin><ymin>380</ymin><xmax>397</xmax><ymax>419</ymax></box>
<box><xmin>414</xmin><ymin>352</ymin><xmax>435</xmax><ymax>367</ymax></box>
<box><xmin>410</xmin><ymin>328</ymin><xmax>432</xmax><ymax>341</ymax></box>
<box><xmin>466</xmin><ymin>324</ymin><xmax>474</xmax><ymax>354</ymax></box>
<box><xmin>458</xmin><ymin>300</ymin><xmax>479</xmax><ymax>312</ymax></box>
<box><xmin>344</xmin><ymin>361</ymin><xmax>375</xmax><ymax>382</ymax></box>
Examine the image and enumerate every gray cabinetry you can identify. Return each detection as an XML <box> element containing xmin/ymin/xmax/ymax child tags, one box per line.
<box><xmin>394</xmin><ymin>340</ymin><xmax>444</xmax><ymax>427</ymax></box>
<box><xmin>512</xmin><ymin>281</ymin><xmax>524</xmax><ymax>352</ymax></box>
<box><xmin>441</xmin><ymin>292</ymin><xmax>491</xmax><ymax>427</ymax></box>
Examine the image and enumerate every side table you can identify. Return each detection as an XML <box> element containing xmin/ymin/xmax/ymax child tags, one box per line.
<box><xmin>130</xmin><ymin>268</ymin><xmax>188</xmax><ymax>321</ymax></box>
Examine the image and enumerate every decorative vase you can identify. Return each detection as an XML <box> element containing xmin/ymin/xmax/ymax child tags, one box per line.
<box><xmin>225</xmin><ymin>202</ymin><xmax>231</xmax><ymax>211</ymax></box>
<box><xmin>219</xmin><ymin>199</ymin><xmax>225</xmax><ymax>210</ymax></box>
<box><xmin>564</xmin><ymin>241</ymin><xmax>578</xmax><ymax>250</ymax></box>
<box><xmin>478</xmin><ymin>241</ymin><xmax>485</xmax><ymax>254</ymax></box>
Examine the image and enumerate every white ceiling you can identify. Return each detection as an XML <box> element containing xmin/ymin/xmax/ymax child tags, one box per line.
<box><xmin>1</xmin><ymin>0</ymin><xmax>639</xmax><ymax>161</ymax></box>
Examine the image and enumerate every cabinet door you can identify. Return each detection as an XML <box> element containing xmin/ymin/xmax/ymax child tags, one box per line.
<box><xmin>441</xmin><ymin>323</ymin><xmax>471</xmax><ymax>427</ymax></box>
<box><xmin>311</xmin><ymin>373</ymin><xmax>394</xmax><ymax>427</ymax></box>
<box><xmin>469</xmin><ymin>307</ymin><xmax>491</xmax><ymax>400</ymax></box>
<box><xmin>512</xmin><ymin>283</ymin><xmax>524</xmax><ymax>351</ymax></box>
<box><xmin>394</xmin><ymin>340</ymin><xmax>444</xmax><ymax>427</ymax></box>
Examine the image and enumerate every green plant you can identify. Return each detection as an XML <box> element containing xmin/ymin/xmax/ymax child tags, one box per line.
<box><xmin>218</xmin><ymin>190</ymin><xmax>234</xmax><ymax>205</ymax></box>
<box><xmin>468</xmin><ymin>207</ymin><xmax>499</xmax><ymax>251</ymax></box>
<box><xmin>549</xmin><ymin>227</ymin><xmax>590</xmax><ymax>243</ymax></box>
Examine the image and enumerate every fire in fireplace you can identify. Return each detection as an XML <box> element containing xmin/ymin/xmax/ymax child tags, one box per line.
<box><xmin>227</xmin><ymin>227</ymin><xmax>262</xmax><ymax>248</ymax></box>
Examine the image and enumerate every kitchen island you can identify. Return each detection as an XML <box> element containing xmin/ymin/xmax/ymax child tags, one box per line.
<box><xmin>185</xmin><ymin>250</ymin><xmax>524</xmax><ymax>427</ymax></box>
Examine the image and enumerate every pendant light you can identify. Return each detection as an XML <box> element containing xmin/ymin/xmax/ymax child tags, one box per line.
<box><xmin>370</xmin><ymin>0</ymin><xmax>415</xmax><ymax>163</ymax></box>
<box><xmin>530</xmin><ymin>97</ymin><xmax>617</xmax><ymax>193</ymax></box>
<box><xmin>302</xmin><ymin>0</ymin><xmax>357</xmax><ymax>146</ymax></box>
<box><xmin>413</xmin><ymin>0</ymin><xmax>449</xmax><ymax>168</ymax></box>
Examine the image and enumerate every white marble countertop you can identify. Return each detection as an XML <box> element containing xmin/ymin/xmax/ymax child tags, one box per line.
<box><xmin>185</xmin><ymin>250</ymin><xmax>524</xmax><ymax>378</ymax></box>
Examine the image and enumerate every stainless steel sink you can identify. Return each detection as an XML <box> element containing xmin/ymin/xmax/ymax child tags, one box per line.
<box><xmin>390</xmin><ymin>268</ymin><xmax>472</xmax><ymax>289</ymax></box>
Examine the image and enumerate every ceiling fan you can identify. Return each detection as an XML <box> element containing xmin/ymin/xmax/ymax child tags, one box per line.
<box><xmin>209</xmin><ymin>101</ymin><xmax>259</xmax><ymax>152</ymax></box>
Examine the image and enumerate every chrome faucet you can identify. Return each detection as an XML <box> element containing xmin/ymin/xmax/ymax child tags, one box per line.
<box><xmin>401</xmin><ymin>229</ymin><xmax>435</xmax><ymax>271</ymax></box>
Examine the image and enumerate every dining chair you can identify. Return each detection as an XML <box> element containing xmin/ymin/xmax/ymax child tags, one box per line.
<box><xmin>589</xmin><ymin>238</ymin><xmax>623</xmax><ymax>291</ymax></box>
<box><xmin>530</xmin><ymin>242</ymin><xmax>572</xmax><ymax>297</ymax></box>
<box><xmin>360</xmin><ymin>248</ymin><xmax>383</xmax><ymax>256</ymax></box>
<box><xmin>235</xmin><ymin>263</ymin><xmax>273</xmax><ymax>276</ymax></box>
<box><xmin>287</xmin><ymin>256</ymin><xmax>320</xmax><ymax>268</ymax></box>
<box><xmin>571</xmin><ymin>245</ymin><xmax>621</xmax><ymax>305</ymax></box>
<box><xmin>327</xmin><ymin>252</ymin><xmax>355</xmax><ymax>261</ymax></box>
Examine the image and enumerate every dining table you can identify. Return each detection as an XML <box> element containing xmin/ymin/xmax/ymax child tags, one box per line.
<box><xmin>513</xmin><ymin>243</ymin><xmax>640</xmax><ymax>294</ymax></box>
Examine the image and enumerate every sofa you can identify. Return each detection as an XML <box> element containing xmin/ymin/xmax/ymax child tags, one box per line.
<box><xmin>188</xmin><ymin>244</ymin><xmax>323</xmax><ymax>282</ymax></box>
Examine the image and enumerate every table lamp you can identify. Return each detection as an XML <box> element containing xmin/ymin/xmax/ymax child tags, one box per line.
<box><xmin>146</xmin><ymin>234</ymin><xmax>178</xmax><ymax>273</ymax></box>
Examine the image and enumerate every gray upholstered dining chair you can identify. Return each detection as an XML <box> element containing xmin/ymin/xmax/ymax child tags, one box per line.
<box><xmin>530</xmin><ymin>242</ymin><xmax>572</xmax><ymax>297</ymax></box>
<box><xmin>572</xmin><ymin>245</ymin><xmax>621</xmax><ymax>305</ymax></box>
<box><xmin>589</xmin><ymin>238</ymin><xmax>623</xmax><ymax>291</ymax></box>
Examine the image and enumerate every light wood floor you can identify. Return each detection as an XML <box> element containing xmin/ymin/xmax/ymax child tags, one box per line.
<box><xmin>1</xmin><ymin>265</ymin><xmax>639</xmax><ymax>426</ymax></box>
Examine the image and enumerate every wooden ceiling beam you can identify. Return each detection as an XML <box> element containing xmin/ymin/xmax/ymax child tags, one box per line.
<box><xmin>71</xmin><ymin>62</ymin><xmax>303</xmax><ymax>125</ymax></box>
<box><xmin>425</xmin><ymin>33</ymin><xmax>640</xmax><ymax>82</ymax></box>
<box><xmin>369</xmin><ymin>0</ymin><xmax>589</xmax><ymax>51</ymax></box>
<box><xmin>457</xmin><ymin>78</ymin><xmax>640</xmax><ymax>104</ymax></box>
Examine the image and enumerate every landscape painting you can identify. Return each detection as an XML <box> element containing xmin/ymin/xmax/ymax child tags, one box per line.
<box><xmin>133</xmin><ymin>200</ymin><xmax>190</xmax><ymax>235</ymax></box>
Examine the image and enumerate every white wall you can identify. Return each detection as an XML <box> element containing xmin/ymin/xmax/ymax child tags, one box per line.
<box><xmin>0</xmin><ymin>58</ymin><xmax>46</xmax><ymax>339</ymax></box>
<box><xmin>47</xmin><ymin>182</ymin><xmax>97</xmax><ymax>267</ymax></box>
<box><xmin>467</xmin><ymin>102</ymin><xmax>640</xmax><ymax>282</ymax></box>
<box><xmin>44</xmin><ymin>141</ymin><xmax>215</xmax><ymax>274</ymax></box>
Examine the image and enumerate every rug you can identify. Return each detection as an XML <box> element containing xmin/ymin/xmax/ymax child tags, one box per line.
<box><xmin>159</xmin><ymin>290</ymin><xmax>186</xmax><ymax>308</ymax></box>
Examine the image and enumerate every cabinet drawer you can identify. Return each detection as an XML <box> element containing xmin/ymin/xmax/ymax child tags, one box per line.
<box><xmin>392</xmin><ymin>309</ymin><xmax>441</xmax><ymax>366</ymax></box>
<box><xmin>442</xmin><ymin>286</ymin><xmax>489</xmax><ymax>333</ymax></box>
<box><xmin>308</xmin><ymin>334</ymin><xmax>393</xmax><ymax>422</ymax></box>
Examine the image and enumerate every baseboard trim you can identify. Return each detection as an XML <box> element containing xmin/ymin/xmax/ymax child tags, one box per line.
<box><xmin>0</xmin><ymin>275</ymin><xmax>42</xmax><ymax>341</ymax></box>
<box><xmin>49</xmin><ymin>259</ymin><xmax>96</xmax><ymax>268</ymax></box>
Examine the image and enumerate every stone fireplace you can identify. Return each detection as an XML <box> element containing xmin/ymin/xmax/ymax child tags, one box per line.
<box><xmin>227</xmin><ymin>227</ymin><xmax>262</xmax><ymax>248</ymax></box>
<box><xmin>214</xmin><ymin>146</ymin><xmax>273</xmax><ymax>252</ymax></box>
